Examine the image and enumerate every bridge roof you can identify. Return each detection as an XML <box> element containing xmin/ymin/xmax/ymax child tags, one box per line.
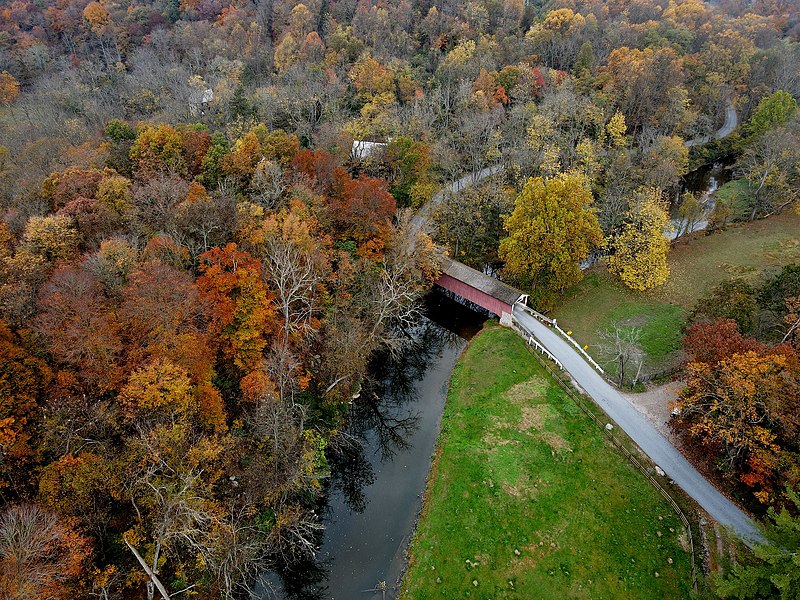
<box><xmin>439</xmin><ymin>256</ymin><xmax>523</xmax><ymax>307</ymax></box>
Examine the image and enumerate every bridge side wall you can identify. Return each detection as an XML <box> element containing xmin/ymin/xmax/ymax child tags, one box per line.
<box><xmin>436</xmin><ymin>273</ymin><xmax>513</xmax><ymax>319</ymax></box>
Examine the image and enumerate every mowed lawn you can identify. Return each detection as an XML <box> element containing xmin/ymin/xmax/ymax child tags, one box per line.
<box><xmin>554</xmin><ymin>211</ymin><xmax>800</xmax><ymax>379</ymax></box>
<box><xmin>400</xmin><ymin>326</ymin><xmax>693</xmax><ymax>599</ymax></box>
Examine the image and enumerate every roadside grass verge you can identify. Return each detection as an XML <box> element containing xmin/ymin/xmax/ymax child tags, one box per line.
<box><xmin>553</xmin><ymin>211</ymin><xmax>800</xmax><ymax>380</ymax></box>
<box><xmin>400</xmin><ymin>325</ymin><xmax>694</xmax><ymax>599</ymax></box>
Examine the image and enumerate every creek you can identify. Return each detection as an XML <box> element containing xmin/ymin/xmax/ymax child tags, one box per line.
<box><xmin>670</xmin><ymin>158</ymin><xmax>734</xmax><ymax>239</ymax></box>
<box><xmin>260</xmin><ymin>292</ymin><xmax>486</xmax><ymax>600</ymax></box>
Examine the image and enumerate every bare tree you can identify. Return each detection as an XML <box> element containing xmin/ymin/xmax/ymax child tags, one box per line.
<box><xmin>366</xmin><ymin>212</ymin><xmax>434</xmax><ymax>354</ymax></box>
<box><xmin>738</xmin><ymin>125</ymin><xmax>800</xmax><ymax>220</ymax></box>
<box><xmin>125</xmin><ymin>426</ymin><xmax>221</xmax><ymax>600</ymax></box>
<box><xmin>203</xmin><ymin>505</ymin><xmax>272</xmax><ymax>599</ymax></box>
<box><xmin>0</xmin><ymin>504</ymin><xmax>88</xmax><ymax>600</ymax></box>
<box><xmin>251</xmin><ymin>160</ymin><xmax>288</xmax><ymax>210</ymax></box>
<box><xmin>596</xmin><ymin>322</ymin><xmax>645</xmax><ymax>387</ymax></box>
<box><xmin>262</xmin><ymin>238</ymin><xmax>323</xmax><ymax>346</ymax></box>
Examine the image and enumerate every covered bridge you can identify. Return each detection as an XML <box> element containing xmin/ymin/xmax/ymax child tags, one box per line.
<box><xmin>436</xmin><ymin>257</ymin><xmax>527</xmax><ymax>324</ymax></box>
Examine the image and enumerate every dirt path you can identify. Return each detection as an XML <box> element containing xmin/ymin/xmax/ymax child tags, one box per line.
<box><xmin>623</xmin><ymin>381</ymin><xmax>684</xmax><ymax>442</ymax></box>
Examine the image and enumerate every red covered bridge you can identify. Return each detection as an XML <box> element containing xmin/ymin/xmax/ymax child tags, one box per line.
<box><xmin>436</xmin><ymin>256</ymin><xmax>527</xmax><ymax>323</ymax></box>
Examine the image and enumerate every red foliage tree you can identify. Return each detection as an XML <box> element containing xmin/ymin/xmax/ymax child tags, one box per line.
<box><xmin>291</xmin><ymin>148</ymin><xmax>346</xmax><ymax>196</ymax></box>
<box><xmin>683</xmin><ymin>318</ymin><xmax>764</xmax><ymax>365</ymax></box>
<box><xmin>33</xmin><ymin>266</ymin><xmax>123</xmax><ymax>391</ymax></box>
<box><xmin>41</xmin><ymin>167</ymin><xmax>105</xmax><ymax>211</ymax></box>
<box><xmin>331</xmin><ymin>174</ymin><xmax>396</xmax><ymax>244</ymax></box>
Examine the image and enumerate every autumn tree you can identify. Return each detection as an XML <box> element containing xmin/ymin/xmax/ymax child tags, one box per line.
<box><xmin>222</xmin><ymin>126</ymin><xmax>300</xmax><ymax>182</ymax></box>
<box><xmin>197</xmin><ymin>244</ymin><xmax>277</xmax><ymax>375</ymax></box>
<box><xmin>41</xmin><ymin>167</ymin><xmax>105</xmax><ymax>211</ymax></box>
<box><xmin>683</xmin><ymin>319</ymin><xmax>763</xmax><ymax>366</ymax></box>
<box><xmin>130</xmin><ymin>124</ymin><xmax>186</xmax><ymax>177</ymax></box>
<box><xmin>601</xmin><ymin>46</ymin><xmax>688</xmax><ymax>134</ymax></box>
<box><xmin>33</xmin><ymin>265</ymin><xmax>123</xmax><ymax>391</ymax></box>
<box><xmin>0</xmin><ymin>503</ymin><xmax>90</xmax><ymax>600</ymax></box>
<box><xmin>96</xmin><ymin>174</ymin><xmax>133</xmax><ymax>221</ymax></box>
<box><xmin>38</xmin><ymin>452</ymin><xmax>113</xmax><ymax>540</ymax></box>
<box><xmin>120</xmin><ymin>260</ymin><xmax>205</xmax><ymax>359</ymax></box>
<box><xmin>330</xmin><ymin>174</ymin><xmax>396</xmax><ymax>246</ymax></box>
<box><xmin>526</xmin><ymin>8</ymin><xmax>588</xmax><ymax>71</ymax></box>
<box><xmin>0</xmin><ymin>71</ymin><xmax>20</xmax><ymax>106</ymax></box>
<box><xmin>608</xmin><ymin>189</ymin><xmax>671</xmax><ymax>291</ymax></box>
<box><xmin>672</xmin><ymin>349</ymin><xmax>800</xmax><ymax>505</ymax></box>
<box><xmin>349</xmin><ymin>55</ymin><xmax>395</xmax><ymax>101</ymax></box>
<box><xmin>119</xmin><ymin>358</ymin><xmax>196</xmax><ymax>425</ymax></box>
<box><xmin>21</xmin><ymin>215</ymin><xmax>81</xmax><ymax>263</ymax></box>
<box><xmin>499</xmin><ymin>172</ymin><xmax>602</xmax><ymax>297</ymax></box>
<box><xmin>0</xmin><ymin>321</ymin><xmax>51</xmax><ymax>489</ymax></box>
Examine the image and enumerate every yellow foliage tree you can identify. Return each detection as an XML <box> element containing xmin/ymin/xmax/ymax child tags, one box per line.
<box><xmin>22</xmin><ymin>215</ymin><xmax>81</xmax><ymax>263</ymax></box>
<box><xmin>120</xmin><ymin>358</ymin><xmax>195</xmax><ymax>423</ymax></box>
<box><xmin>605</xmin><ymin>110</ymin><xmax>627</xmax><ymax>148</ymax></box>
<box><xmin>608</xmin><ymin>189</ymin><xmax>672</xmax><ymax>291</ymax></box>
<box><xmin>83</xmin><ymin>1</ymin><xmax>111</xmax><ymax>34</ymax></box>
<box><xmin>499</xmin><ymin>172</ymin><xmax>602</xmax><ymax>293</ymax></box>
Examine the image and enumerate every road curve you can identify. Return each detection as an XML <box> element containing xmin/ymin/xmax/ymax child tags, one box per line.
<box><xmin>685</xmin><ymin>102</ymin><xmax>738</xmax><ymax>148</ymax></box>
<box><xmin>410</xmin><ymin>165</ymin><xmax>502</xmax><ymax>237</ymax></box>
<box><xmin>513</xmin><ymin>306</ymin><xmax>764</xmax><ymax>545</ymax></box>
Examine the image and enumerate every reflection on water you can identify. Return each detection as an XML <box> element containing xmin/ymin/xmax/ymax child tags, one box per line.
<box><xmin>260</xmin><ymin>292</ymin><xmax>485</xmax><ymax>600</ymax></box>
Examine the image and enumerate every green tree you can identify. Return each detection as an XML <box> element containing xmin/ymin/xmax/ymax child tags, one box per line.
<box><xmin>746</xmin><ymin>91</ymin><xmax>798</xmax><ymax>139</ymax></box>
<box><xmin>499</xmin><ymin>172</ymin><xmax>602</xmax><ymax>294</ymax></box>
<box><xmin>691</xmin><ymin>279</ymin><xmax>759</xmax><ymax>336</ymax></box>
<box><xmin>715</xmin><ymin>487</ymin><xmax>800</xmax><ymax>598</ymax></box>
<box><xmin>608</xmin><ymin>189</ymin><xmax>671</xmax><ymax>291</ymax></box>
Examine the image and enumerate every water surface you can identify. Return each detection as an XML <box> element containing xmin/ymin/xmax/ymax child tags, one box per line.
<box><xmin>263</xmin><ymin>293</ymin><xmax>485</xmax><ymax>599</ymax></box>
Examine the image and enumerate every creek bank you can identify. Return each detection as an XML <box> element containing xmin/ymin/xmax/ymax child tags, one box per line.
<box><xmin>261</xmin><ymin>292</ymin><xmax>485</xmax><ymax>599</ymax></box>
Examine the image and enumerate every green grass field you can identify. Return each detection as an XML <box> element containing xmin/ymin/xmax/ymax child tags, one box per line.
<box><xmin>400</xmin><ymin>325</ymin><xmax>693</xmax><ymax>599</ymax></box>
<box><xmin>553</xmin><ymin>211</ymin><xmax>800</xmax><ymax>380</ymax></box>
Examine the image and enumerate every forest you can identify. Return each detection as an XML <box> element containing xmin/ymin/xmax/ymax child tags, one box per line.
<box><xmin>0</xmin><ymin>0</ymin><xmax>799</xmax><ymax>596</ymax></box>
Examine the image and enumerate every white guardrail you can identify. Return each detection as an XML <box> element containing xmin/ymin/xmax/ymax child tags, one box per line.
<box><xmin>513</xmin><ymin>300</ymin><xmax>607</xmax><ymax>377</ymax></box>
<box><xmin>510</xmin><ymin>318</ymin><xmax>563</xmax><ymax>370</ymax></box>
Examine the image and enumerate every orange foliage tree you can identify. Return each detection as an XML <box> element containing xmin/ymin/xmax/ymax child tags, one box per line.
<box><xmin>0</xmin><ymin>71</ymin><xmax>20</xmax><ymax>106</ymax></box>
<box><xmin>673</xmin><ymin>347</ymin><xmax>800</xmax><ymax>505</ymax></box>
<box><xmin>197</xmin><ymin>244</ymin><xmax>278</xmax><ymax>374</ymax></box>
<box><xmin>0</xmin><ymin>503</ymin><xmax>90</xmax><ymax>600</ymax></box>
<box><xmin>0</xmin><ymin>321</ymin><xmax>51</xmax><ymax>488</ymax></box>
